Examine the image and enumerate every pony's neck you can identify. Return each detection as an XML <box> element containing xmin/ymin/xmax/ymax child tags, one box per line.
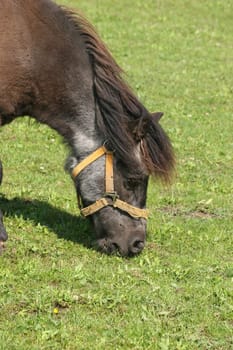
<box><xmin>64</xmin><ymin>112</ymin><xmax>105</xmax><ymax>174</ymax></box>
<box><xmin>70</xmin><ymin>118</ymin><xmax>103</xmax><ymax>159</ymax></box>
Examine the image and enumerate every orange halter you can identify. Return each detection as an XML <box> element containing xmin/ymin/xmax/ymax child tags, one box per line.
<box><xmin>72</xmin><ymin>146</ymin><xmax>149</xmax><ymax>219</ymax></box>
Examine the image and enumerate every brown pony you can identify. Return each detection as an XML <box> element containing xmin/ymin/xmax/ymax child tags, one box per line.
<box><xmin>0</xmin><ymin>0</ymin><xmax>174</xmax><ymax>256</ymax></box>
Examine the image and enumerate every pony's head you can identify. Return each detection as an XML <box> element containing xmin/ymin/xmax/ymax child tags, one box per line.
<box><xmin>64</xmin><ymin>9</ymin><xmax>175</xmax><ymax>256</ymax></box>
<box><xmin>69</xmin><ymin>111</ymin><xmax>174</xmax><ymax>256</ymax></box>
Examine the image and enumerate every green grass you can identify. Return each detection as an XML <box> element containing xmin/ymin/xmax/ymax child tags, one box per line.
<box><xmin>0</xmin><ymin>0</ymin><xmax>232</xmax><ymax>349</ymax></box>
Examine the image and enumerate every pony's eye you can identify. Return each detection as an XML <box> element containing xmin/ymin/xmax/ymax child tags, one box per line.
<box><xmin>125</xmin><ymin>178</ymin><xmax>139</xmax><ymax>190</ymax></box>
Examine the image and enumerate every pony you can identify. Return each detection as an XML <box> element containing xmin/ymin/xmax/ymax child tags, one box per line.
<box><xmin>0</xmin><ymin>0</ymin><xmax>174</xmax><ymax>256</ymax></box>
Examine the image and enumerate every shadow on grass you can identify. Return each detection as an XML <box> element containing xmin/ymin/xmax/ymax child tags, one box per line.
<box><xmin>0</xmin><ymin>195</ymin><xmax>95</xmax><ymax>249</ymax></box>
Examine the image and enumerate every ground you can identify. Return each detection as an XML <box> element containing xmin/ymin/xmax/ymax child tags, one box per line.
<box><xmin>0</xmin><ymin>0</ymin><xmax>232</xmax><ymax>349</ymax></box>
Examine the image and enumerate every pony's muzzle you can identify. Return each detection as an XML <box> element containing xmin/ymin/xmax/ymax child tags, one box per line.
<box><xmin>95</xmin><ymin>232</ymin><xmax>145</xmax><ymax>257</ymax></box>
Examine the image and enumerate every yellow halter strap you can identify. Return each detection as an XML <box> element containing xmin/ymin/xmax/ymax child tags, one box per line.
<box><xmin>72</xmin><ymin>146</ymin><xmax>149</xmax><ymax>220</ymax></box>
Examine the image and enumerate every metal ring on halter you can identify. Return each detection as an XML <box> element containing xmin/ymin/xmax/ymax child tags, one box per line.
<box><xmin>103</xmin><ymin>139</ymin><xmax>115</xmax><ymax>153</ymax></box>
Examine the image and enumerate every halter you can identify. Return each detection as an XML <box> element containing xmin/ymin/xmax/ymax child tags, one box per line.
<box><xmin>72</xmin><ymin>145</ymin><xmax>149</xmax><ymax>220</ymax></box>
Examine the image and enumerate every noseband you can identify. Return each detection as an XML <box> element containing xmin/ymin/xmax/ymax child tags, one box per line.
<box><xmin>72</xmin><ymin>146</ymin><xmax>149</xmax><ymax>219</ymax></box>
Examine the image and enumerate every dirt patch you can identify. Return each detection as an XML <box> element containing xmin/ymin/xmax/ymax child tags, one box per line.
<box><xmin>158</xmin><ymin>206</ymin><xmax>220</xmax><ymax>219</ymax></box>
<box><xmin>186</xmin><ymin>210</ymin><xmax>219</xmax><ymax>219</ymax></box>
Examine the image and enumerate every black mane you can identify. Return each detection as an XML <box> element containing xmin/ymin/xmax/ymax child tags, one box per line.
<box><xmin>63</xmin><ymin>8</ymin><xmax>175</xmax><ymax>181</ymax></box>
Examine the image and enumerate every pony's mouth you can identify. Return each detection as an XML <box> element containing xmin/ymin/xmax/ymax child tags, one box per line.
<box><xmin>94</xmin><ymin>237</ymin><xmax>145</xmax><ymax>257</ymax></box>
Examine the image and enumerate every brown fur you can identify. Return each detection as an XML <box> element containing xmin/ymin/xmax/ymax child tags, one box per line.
<box><xmin>0</xmin><ymin>1</ymin><xmax>174</xmax><ymax>181</ymax></box>
<box><xmin>0</xmin><ymin>0</ymin><xmax>175</xmax><ymax>255</ymax></box>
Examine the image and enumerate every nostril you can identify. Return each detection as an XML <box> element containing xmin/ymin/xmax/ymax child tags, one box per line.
<box><xmin>133</xmin><ymin>240</ymin><xmax>144</xmax><ymax>249</ymax></box>
<box><xmin>129</xmin><ymin>238</ymin><xmax>145</xmax><ymax>255</ymax></box>
<box><xmin>95</xmin><ymin>238</ymin><xmax>120</xmax><ymax>255</ymax></box>
<box><xmin>110</xmin><ymin>242</ymin><xmax>120</xmax><ymax>254</ymax></box>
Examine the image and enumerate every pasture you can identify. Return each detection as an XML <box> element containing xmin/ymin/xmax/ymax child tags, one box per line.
<box><xmin>0</xmin><ymin>0</ymin><xmax>232</xmax><ymax>349</ymax></box>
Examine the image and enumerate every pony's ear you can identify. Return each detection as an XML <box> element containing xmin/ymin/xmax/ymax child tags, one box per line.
<box><xmin>130</xmin><ymin>118</ymin><xmax>150</xmax><ymax>142</ymax></box>
<box><xmin>131</xmin><ymin>112</ymin><xmax>164</xmax><ymax>141</ymax></box>
<box><xmin>151</xmin><ymin>111</ymin><xmax>164</xmax><ymax>122</ymax></box>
